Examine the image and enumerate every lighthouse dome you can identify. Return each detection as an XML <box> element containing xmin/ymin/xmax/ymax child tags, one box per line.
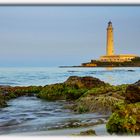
<box><xmin>108</xmin><ymin>21</ymin><xmax>112</xmax><ymax>25</ymax></box>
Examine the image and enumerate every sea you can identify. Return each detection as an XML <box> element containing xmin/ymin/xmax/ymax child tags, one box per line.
<box><xmin>0</xmin><ymin>67</ymin><xmax>140</xmax><ymax>135</ymax></box>
<box><xmin>0</xmin><ymin>67</ymin><xmax>140</xmax><ymax>86</ymax></box>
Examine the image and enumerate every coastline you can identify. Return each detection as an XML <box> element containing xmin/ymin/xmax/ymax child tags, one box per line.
<box><xmin>59</xmin><ymin>66</ymin><xmax>140</xmax><ymax>68</ymax></box>
<box><xmin>0</xmin><ymin>74</ymin><xmax>140</xmax><ymax>135</ymax></box>
<box><xmin>58</xmin><ymin>66</ymin><xmax>140</xmax><ymax>68</ymax></box>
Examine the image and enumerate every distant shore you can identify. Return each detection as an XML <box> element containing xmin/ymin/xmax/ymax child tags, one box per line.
<box><xmin>59</xmin><ymin>65</ymin><xmax>140</xmax><ymax>68</ymax></box>
<box><xmin>60</xmin><ymin>57</ymin><xmax>140</xmax><ymax>68</ymax></box>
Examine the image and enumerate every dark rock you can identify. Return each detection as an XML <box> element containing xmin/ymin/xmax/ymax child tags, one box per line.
<box><xmin>127</xmin><ymin>70</ymin><xmax>135</xmax><ymax>72</ymax></box>
<box><xmin>0</xmin><ymin>85</ymin><xmax>11</xmax><ymax>88</ymax></box>
<box><xmin>65</xmin><ymin>76</ymin><xmax>106</xmax><ymax>89</ymax></box>
<box><xmin>80</xmin><ymin>129</ymin><xmax>96</xmax><ymax>136</ymax></box>
<box><xmin>134</xmin><ymin>80</ymin><xmax>140</xmax><ymax>86</ymax></box>
<box><xmin>125</xmin><ymin>85</ymin><xmax>140</xmax><ymax>103</ymax></box>
<box><xmin>0</xmin><ymin>95</ymin><xmax>7</xmax><ymax>108</ymax></box>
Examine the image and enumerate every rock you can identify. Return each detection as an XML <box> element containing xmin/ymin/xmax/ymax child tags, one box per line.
<box><xmin>106</xmin><ymin>102</ymin><xmax>140</xmax><ymax>135</ymax></box>
<box><xmin>74</xmin><ymin>93</ymin><xmax>123</xmax><ymax>115</ymax></box>
<box><xmin>125</xmin><ymin>85</ymin><xmax>140</xmax><ymax>103</ymax></box>
<box><xmin>65</xmin><ymin>76</ymin><xmax>106</xmax><ymax>89</ymax></box>
<box><xmin>0</xmin><ymin>85</ymin><xmax>11</xmax><ymax>89</ymax></box>
<box><xmin>127</xmin><ymin>70</ymin><xmax>135</xmax><ymax>72</ymax></box>
<box><xmin>0</xmin><ymin>94</ymin><xmax>7</xmax><ymax>108</ymax></box>
<box><xmin>80</xmin><ymin>129</ymin><xmax>96</xmax><ymax>136</ymax></box>
<box><xmin>38</xmin><ymin>76</ymin><xmax>107</xmax><ymax>101</ymax></box>
<box><xmin>134</xmin><ymin>80</ymin><xmax>140</xmax><ymax>86</ymax></box>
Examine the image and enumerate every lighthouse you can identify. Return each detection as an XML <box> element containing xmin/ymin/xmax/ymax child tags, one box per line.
<box><xmin>106</xmin><ymin>21</ymin><xmax>114</xmax><ymax>56</ymax></box>
<box><xmin>81</xmin><ymin>21</ymin><xmax>139</xmax><ymax>67</ymax></box>
<box><xmin>99</xmin><ymin>21</ymin><xmax>138</xmax><ymax>62</ymax></box>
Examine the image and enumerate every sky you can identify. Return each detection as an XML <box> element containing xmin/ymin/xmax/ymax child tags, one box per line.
<box><xmin>0</xmin><ymin>6</ymin><xmax>140</xmax><ymax>67</ymax></box>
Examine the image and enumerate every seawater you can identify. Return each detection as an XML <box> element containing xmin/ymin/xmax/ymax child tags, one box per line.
<box><xmin>0</xmin><ymin>67</ymin><xmax>140</xmax><ymax>135</ymax></box>
<box><xmin>0</xmin><ymin>67</ymin><xmax>140</xmax><ymax>86</ymax></box>
<box><xmin>0</xmin><ymin>96</ymin><xmax>108</xmax><ymax>135</ymax></box>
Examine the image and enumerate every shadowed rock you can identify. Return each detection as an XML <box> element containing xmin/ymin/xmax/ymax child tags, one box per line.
<box><xmin>134</xmin><ymin>80</ymin><xmax>140</xmax><ymax>86</ymax></box>
<box><xmin>65</xmin><ymin>76</ymin><xmax>106</xmax><ymax>89</ymax></box>
<box><xmin>125</xmin><ymin>85</ymin><xmax>140</xmax><ymax>103</ymax></box>
<box><xmin>80</xmin><ymin>129</ymin><xmax>96</xmax><ymax>136</ymax></box>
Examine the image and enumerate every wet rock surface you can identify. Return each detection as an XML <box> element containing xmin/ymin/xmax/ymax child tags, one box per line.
<box><xmin>48</xmin><ymin>118</ymin><xmax>107</xmax><ymax>130</ymax></box>
<box><xmin>134</xmin><ymin>80</ymin><xmax>140</xmax><ymax>86</ymax></box>
<box><xmin>65</xmin><ymin>76</ymin><xmax>106</xmax><ymax>89</ymax></box>
<box><xmin>79</xmin><ymin>129</ymin><xmax>96</xmax><ymax>136</ymax></box>
<box><xmin>106</xmin><ymin>102</ymin><xmax>140</xmax><ymax>135</ymax></box>
<box><xmin>107</xmin><ymin>79</ymin><xmax>140</xmax><ymax>135</ymax></box>
<box><xmin>37</xmin><ymin>76</ymin><xmax>106</xmax><ymax>101</ymax></box>
<box><xmin>125</xmin><ymin>84</ymin><xmax>140</xmax><ymax>103</ymax></box>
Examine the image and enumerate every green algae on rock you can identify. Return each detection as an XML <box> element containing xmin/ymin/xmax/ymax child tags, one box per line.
<box><xmin>125</xmin><ymin>85</ymin><xmax>140</xmax><ymax>103</ymax></box>
<box><xmin>79</xmin><ymin>129</ymin><xmax>96</xmax><ymax>136</ymax></box>
<box><xmin>73</xmin><ymin>84</ymin><xmax>127</xmax><ymax>114</ymax></box>
<box><xmin>65</xmin><ymin>76</ymin><xmax>106</xmax><ymax>89</ymax></box>
<box><xmin>74</xmin><ymin>95</ymin><xmax>124</xmax><ymax>114</ymax></box>
<box><xmin>0</xmin><ymin>94</ymin><xmax>7</xmax><ymax>108</ymax></box>
<box><xmin>37</xmin><ymin>76</ymin><xmax>106</xmax><ymax>101</ymax></box>
<box><xmin>37</xmin><ymin>83</ymin><xmax>88</xmax><ymax>101</ymax></box>
<box><xmin>82</xmin><ymin>84</ymin><xmax>128</xmax><ymax>97</ymax></box>
<box><xmin>0</xmin><ymin>85</ymin><xmax>43</xmax><ymax>107</ymax></box>
<box><xmin>106</xmin><ymin>80</ymin><xmax>140</xmax><ymax>135</ymax></box>
<box><xmin>106</xmin><ymin>102</ymin><xmax>140</xmax><ymax>135</ymax></box>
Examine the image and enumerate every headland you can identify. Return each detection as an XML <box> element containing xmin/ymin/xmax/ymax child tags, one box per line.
<box><xmin>60</xmin><ymin>21</ymin><xmax>140</xmax><ymax>68</ymax></box>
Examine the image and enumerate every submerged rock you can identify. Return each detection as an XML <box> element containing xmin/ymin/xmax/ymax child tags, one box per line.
<box><xmin>80</xmin><ymin>129</ymin><xmax>96</xmax><ymax>136</ymax></box>
<box><xmin>48</xmin><ymin>118</ymin><xmax>105</xmax><ymax>130</ymax></box>
<box><xmin>127</xmin><ymin>70</ymin><xmax>135</xmax><ymax>72</ymax></box>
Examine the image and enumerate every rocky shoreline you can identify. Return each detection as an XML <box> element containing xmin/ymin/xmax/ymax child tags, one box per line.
<box><xmin>0</xmin><ymin>76</ymin><xmax>140</xmax><ymax>135</ymax></box>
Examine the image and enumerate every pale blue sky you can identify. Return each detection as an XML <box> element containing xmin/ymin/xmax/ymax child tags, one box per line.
<box><xmin>0</xmin><ymin>6</ymin><xmax>140</xmax><ymax>67</ymax></box>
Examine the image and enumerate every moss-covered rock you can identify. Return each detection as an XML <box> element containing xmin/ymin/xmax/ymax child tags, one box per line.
<box><xmin>37</xmin><ymin>84</ymin><xmax>67</xmax><ymax>100</ymax></box>
<box><xmin>0</xmin><ymin>85</ymin><xmax>43</xmax><ymax>108</ymax></box>
<box><xmin>82</xmin><ymin>84</ymin><xmax>128</xmax><ymax>97</ymax></box>
<box><xmin>125</xmin><ymin>85</ymin><xmax>140</xmax><ymax>103</ymax></box>
<box><xmin>9</xmin><ymin>86</ymin><xmax>43</xmax><ymax>96</ymax></box>
<box><xmin>74</xmin><ymin>94</ymin><xmax>123</xmax><ymax>114</ymax></box>
<box><xmin>65</xmin><ymin>76</ymin><xmax>106</xmax><ymax>89</ymax></box>
<box><xmin>72</xmin><ymin>84</ymin><xmax>127</xmax><ymax>114</ymax></box>
<box><xmin>37</xmin><ymin>76</ymin><xmax>107</xmax><ymax>101</ymax></box>
<box><xmin>79</xmin><ymin>129</ymin><xmax>96</xmax><ymax>136</ymax></box>
<box><xmin>107</xmin><ymin>80</ymin><xmax>140</xmax><ymax>135</ymax></box>
<box><xmin>37</xmin><ymin>83</ymin><xmax>88</xmax><ymax>101</ymax></box>
<box><xmin>0</xmin><ymin>94</ymin><xmax>7</xmax><ymax>107</ymax></box>
<box><xmin>106</xmin><ymin>102</ymin><xmax>140</xmax><ymax>135</ymax></box>
<box><xmin>0</xmin><ymin>99</ymin><xmax>7</xmax><ymax>108</ymax></box>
